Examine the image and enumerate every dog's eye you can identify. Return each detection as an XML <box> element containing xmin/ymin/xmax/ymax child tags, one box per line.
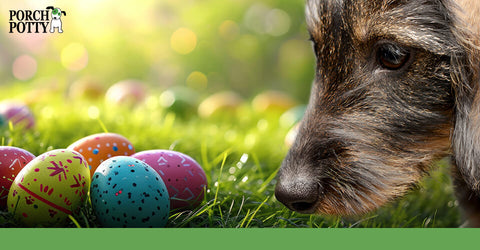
<box><xmin>377</xmin><ymin>43</ymin><xmax>410</xmax><ymax>70</ymax></box>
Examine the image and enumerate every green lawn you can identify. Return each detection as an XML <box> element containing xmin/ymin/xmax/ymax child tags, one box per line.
<box><xmin>0</xmin><ymin>85</ymin><xmax>462</xmax><ymax>228</ymax></box>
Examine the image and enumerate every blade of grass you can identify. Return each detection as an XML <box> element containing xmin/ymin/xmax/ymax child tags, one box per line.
<box><xmin>245</xmin><ymin>196</ymin><xmax>269</xmax><ymax>228</ymax></box>
<box><xmin>251</xmin><ymin>153</ymin><xmax>264</xmax><ymax>177</ymax></box>
<box><xmin>68</xmin><ymin>215</ymin><xmax>81</xmax><ymax>228</ymax></box>
<box><xmin>97</xmin><ymin>118</ymin><xmax>109</xmax><ymax>133</ymax></box>
<box><xmin>213</xmin><ymin>152</ymin><xmax>228</xmax><ymax>205</ymax></box>
<box><xmin>238</xmin><ymin>209</ymin><xmax>251</xmax><ymax>228</ymax></box>
<box><xmin>200</xmin><ymin>142</ymin><xmax>211</xmax><ymax>171</ymax></box>
<box><xmin>257</xmin><ymin>167</ymin><xmax>279</xmax><ymax>194</ymax></box>
<box><xmin>177</xmin><ymin>200</ymin><xmax>217</xmax><ymax>227</ymax></box>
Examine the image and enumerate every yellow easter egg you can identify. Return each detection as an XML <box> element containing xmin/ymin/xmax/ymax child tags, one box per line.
<box><xmin>198</xmin><ymin>91</ymin><xmax>244</xmax><ymax>118</ymax></box>
<box><xmin>7</xmin><ymin>149</ymin><xmax>90</xmax><ymax>227</ymax></box>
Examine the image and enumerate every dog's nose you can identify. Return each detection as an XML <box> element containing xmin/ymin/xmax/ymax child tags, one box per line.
<box><xmin>275</xmin><ymin>176</ymin><xmax>320</xmax><ymax>213</ymax></box>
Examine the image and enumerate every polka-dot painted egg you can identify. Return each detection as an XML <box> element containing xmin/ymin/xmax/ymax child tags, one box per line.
<box><xmin>0</xmin><ymin>146</ymin><xmax>35</xmax><ymax>209</ymax></box>
<box><xmin>90</xmin><ymin>156</ymin><xmax>170</xmax><ymax>228</ymax></box>
<box><xmin>131</xmin><ymin>150</ymin><xmax>207</xmax><ymax>210</ymax></box>
<box><xmin>7</xmin><ymin>149</ymin><xmax>90</xmax><ymax>227</ymax></box>
<box><xmin>67</xmin><ymin>133</ymin><xmax>136</xmax><ymax>177</ymax></box>
<box><xmin>0</xmin><ymin>100</ymin><xmax>35</xmax><ymax>130</ymax></box>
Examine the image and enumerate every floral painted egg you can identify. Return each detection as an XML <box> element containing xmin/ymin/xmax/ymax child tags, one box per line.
<box><xmin>67</xmin><ymin>133</ymin><xmax>136</xmax><ymax>177</ymax></box>
<box><xmin>0</xmin><ymin>146</ymin><xmax>35</xmax><ymax>209</ymax></box>
<box><xmin>105</xmin><ymin>79</ymin><xmax>146</xmax><ymax>106</ymax></box>
<box><xmin>90</xmin><ymin>156</ymin><xmax>170</xmax><ymax>228</ymax></box>
<box><xmin>0</xmin><ymin>100</ymin><xmax>35</xmax><ymax>130</ymax></box>
<box><xmin>132</xmin><ymin>150</ymin><xmax>207</xmax><ymax>210</ymax></box>
<box><xmin>7</xmin><ymin>149</ymin><xmax>90</xmax><ymax>227</ymax></box>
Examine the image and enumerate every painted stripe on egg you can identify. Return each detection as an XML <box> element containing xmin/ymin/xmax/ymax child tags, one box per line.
<box><xmin>17</xmin><ymin>183</ymin><xmax>72</xmax><ymax>215</ymax></box>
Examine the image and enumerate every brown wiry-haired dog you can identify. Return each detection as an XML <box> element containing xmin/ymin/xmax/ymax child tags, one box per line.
<box><xmin>275</xmin><ymin>0</ymin><xmax>480</xmax><ymax>226</ymax></box>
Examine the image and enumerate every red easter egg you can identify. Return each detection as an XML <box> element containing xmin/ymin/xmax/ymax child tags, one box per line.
<box><xmin>132</xmin><ymin>150</ymin><xmax>207</xmax><ymax>210</ymax></box>
<box><xmin>67</xmin><ymin>133</ymin><xmax>136</xmax><ymax>177</ymax></box>
<box><xmin>0</xmin><ymin>146</ymin><xmax>35</xmax><ymax>209</ymax></box>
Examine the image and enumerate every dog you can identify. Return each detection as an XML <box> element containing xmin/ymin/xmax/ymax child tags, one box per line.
<box><xmin>275</xmin><ymin>0</ymin><xmax>480</xmax><ymax>227</ymax></box>
<box><xmin>46</xmin><ymin>6</ymin><xmax>66</xmax><ymax>33</ymax></box>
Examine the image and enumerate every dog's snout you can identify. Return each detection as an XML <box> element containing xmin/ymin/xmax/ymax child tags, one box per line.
<box><xmin>275</xmin><ymin>175</ymin><xmax>320</xmax><ymax>213</ymax></box>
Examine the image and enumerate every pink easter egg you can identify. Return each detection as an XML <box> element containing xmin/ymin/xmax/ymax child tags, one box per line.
<box><xmin>0</xmin><ymin>146</ymin><xmax>35</xmax><ymax>209</ymax></box>
<box><xmin>105</xmin><ymin>79</ymin><xmax>146</xmax><ymax>106</ymax></box>
<box><xmin>132</xmin><ymin>150</ymin><xmax>207</xmax><ymax>210</ymax></box>
<box><xmin>0</xmin><ymin>101</ymin><xmax>35</xmax><ymax>130</ymax></box>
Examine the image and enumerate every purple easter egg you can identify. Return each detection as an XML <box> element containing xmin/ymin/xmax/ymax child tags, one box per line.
<box><xmin>0</xmin><ymin>101</ymin><xmax>35</xmax><ymax>130</ymax></box>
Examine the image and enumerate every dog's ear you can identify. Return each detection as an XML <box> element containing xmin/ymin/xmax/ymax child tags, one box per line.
<box><xmin>61</xmin><ymin>11</ymin><xmax>66</xmax><ymax>16</ymax></box>
<box><xmin>451</xmin><ymin>1</ymin><xmax>480</xmax><ymax>193</ymax></box>
<box><xmin>46</xmin><ymin>6</ymin><xmax>54</xmax><ymax>11</ymax></box>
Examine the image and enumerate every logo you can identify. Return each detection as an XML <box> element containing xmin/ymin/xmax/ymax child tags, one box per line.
<box><xmin>9</xmin><ymin>6</ymin><xmax>67</xmax><ymax>34</ymax></box>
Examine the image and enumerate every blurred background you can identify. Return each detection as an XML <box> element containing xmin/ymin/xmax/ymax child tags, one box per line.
<box><xmin>0</xmin><ymin>0</ymin><xmax>314</xmax><ymax>102</ymax></box>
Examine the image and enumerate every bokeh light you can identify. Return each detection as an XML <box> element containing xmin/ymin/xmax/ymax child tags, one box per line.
<box><xmin>12</xmin><ymin>55</ymin><xmax>37</xmax><ymax>81</ymax></box>
<box><xmin>170</xmin><ymin>28</ymin><xmax>197</xmax><ymax>55</ymax></box>
<box><xmin>265</xmin><ymin>9</ymin><xmax>291</xmax><ymax>36</ymax></box>
<box><xmin>186</xmin><ymin>71</ymin><xmax>208</xmax><ymax>90</ymax></box>
<box><xmin>219</xmin><ymin>20</ymin><xmax>239</xmax><ymax>40</ymax></box>
<box><xmin>61</xmin><ymin>43</ymin><xmax>89</xmax><ymax>71</ymax></box>
<box><xmin>1</xmin><ymin>0</ymin><xmax>312</xmax><ymax>101</ymax></box>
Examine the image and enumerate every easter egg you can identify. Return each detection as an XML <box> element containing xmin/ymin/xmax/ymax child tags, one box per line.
<box><xmin>252</xmin><ymin>90</ymin><xmax>297</xmax><ymax>113</ymax></box>
<box><xmin>90</xmin><ymin>156</ymin><xmax>170</xmax><ymax>228</ymax></box>
<box><xmin>67</xmin><ymin>133</ymin><xmax>136</xmax><ymax>177</ymax></box>
<box><xmin>105</xmin><ymin>79</ymin><xmax>146</xmax><ymax>106</ymax></box>
<box><xmin>0</xmin><ymin>100</ymin><xmax>35</xmax><ymax>130</ymax></box>
<box><xmin>0</xmin><ymin>114</ymin><xmax>6</xmax><ymax>127</ymax></box>
<box><xmin>159</xmin><ymin>87</ymin><xmax>199</xmax><ymax>117</ymax></box>
<box><xmin>68</xmin><ymin>77</ymin><xmax>105</xmax><ymax>100</ymax></box>
<box><xmin>280</xmin><ymin>105</ymin><xmax>306</xmax><ymax>128</ymax></box>
<box><xmin>7</xmin><ymin>149</ymin><xmax>90</xmax><ymax>227</ymax></box>
<box><xmin>132</xmin><ymin>150</ymin><xmax>207</xmax><ymax>210</ymax></box>
<box><xmin>198</xmin><ymin>91</ymin><xmax>244</xmax><ymax>118</ymax></box>
<box><xmin>0</xmin><ymin>146</ymin><xmax>35</xmax><ymax>209</ymax></box>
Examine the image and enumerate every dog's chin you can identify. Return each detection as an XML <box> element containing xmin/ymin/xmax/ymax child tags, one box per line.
<box><xmin>313</xmin><ymin>194</ymin><xmax>387</xmax><ymax>216</ymax></box>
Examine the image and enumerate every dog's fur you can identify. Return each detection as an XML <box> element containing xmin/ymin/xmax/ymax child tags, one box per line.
<box><xmin>275</xmin><ymin>0</ymin><xmax>480</xmax><ymax>226</ymax></box>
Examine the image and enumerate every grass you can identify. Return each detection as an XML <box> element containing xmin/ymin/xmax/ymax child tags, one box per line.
<box><xmin>0</xmin><ymin>85</ymin><xmax>463</xmax><ymax>228</ymax></box>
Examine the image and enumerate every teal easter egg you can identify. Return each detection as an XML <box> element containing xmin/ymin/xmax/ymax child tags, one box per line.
<box><xmin>90</xmin><ymin>156</ymin><xmax>170</xmax><ymax>228</ymax></box>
